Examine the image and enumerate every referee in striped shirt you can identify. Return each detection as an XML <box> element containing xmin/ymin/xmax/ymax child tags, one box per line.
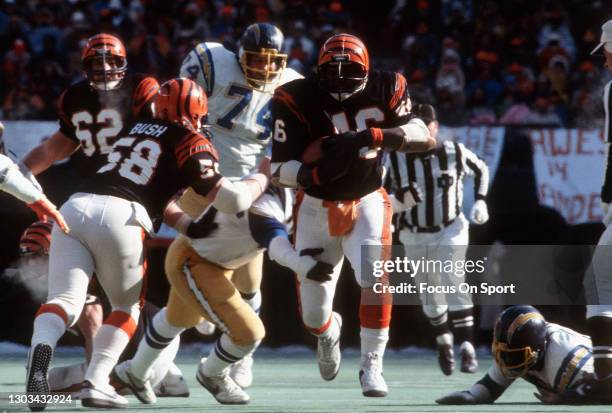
<box><xmin>387</xmin><ymin>104</ymin><xmax>489</xmax><ymax>376</ymax></box>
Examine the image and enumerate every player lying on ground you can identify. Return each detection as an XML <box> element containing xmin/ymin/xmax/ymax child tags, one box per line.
<box><xmin>436</xmin><ymin>305</ymin><xmax>597</xmax><ymax>405</ymax></box>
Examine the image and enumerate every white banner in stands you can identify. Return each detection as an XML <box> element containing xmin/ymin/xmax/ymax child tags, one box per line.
<box><xmin>440</xmin><ymin>126</ymin><xmax>505</xmax><ymax>214</ymax></box>
<box><xmin>0</xmin><ymin>120</ymin><xmax>62</xmax><ymax>163</ymax></box>
<box><xmin>530</xmin><ymin>128</ymin><xmax>606</xmax><ymax>224</ymax></box>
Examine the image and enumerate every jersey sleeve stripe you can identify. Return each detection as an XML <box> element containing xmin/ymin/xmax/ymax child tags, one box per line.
<box><xmin>389</xmin><ymin>73</ymin><xmax>407</xmax><ymax>110</ymax></box>
<box><xmin>274</xmin><ymin>88</ymin><xmax>307</xmax><ymax>124</ymax></box>
<box><xmin>196</xmin><ymin>43</ymin><xmax>215</xmax><ymax>96</ymax></box>
<box><xmin>175</xmin><ymin>134</ymin><xmax>215</xmax><ymax>168</ymax></box>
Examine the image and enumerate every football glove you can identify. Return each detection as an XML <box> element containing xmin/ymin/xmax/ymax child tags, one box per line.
<box><xmin>436</xmin><ymin>390</ymin><xmax>487</xmax><ymax>405</ymax></box>
<box><xmin>300</xmin><ymin>248</ymin><xmax>334</xmax><ymax>282</ymax></box>
<box><xmin>470</xmin><ymin>200</ymin><xmax>489</xmax><ymax>224</ymax></box>
<box><xmin>186</xmin><ymin>207</ymin><xmax>219</xmax><ymax>239</ymax></box>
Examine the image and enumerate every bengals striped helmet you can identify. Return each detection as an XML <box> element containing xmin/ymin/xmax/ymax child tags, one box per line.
<box><xmin>153</xmin><ymin>78</ymin><xmax>208</xmax><ymax>131</ymax></box>
<box><xmin>318</xmin><ymin>33</ymin><xmax>369</xmax><ymax>99</ymax></box>
<box><xmin>20</xmin><ymin>221</ymin><xmax>53</xmax><ymax>256</ymax></box>
<box><xmin>81</xmin><ymin>33</ymin><xmax>127</xmax><ymax>91</ymax></box>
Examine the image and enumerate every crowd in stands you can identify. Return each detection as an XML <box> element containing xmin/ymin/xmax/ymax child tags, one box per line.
<box><xmin>0</xmin><ymin>0</ymin><xmax>610</xmax><ymax>127</ymax></box>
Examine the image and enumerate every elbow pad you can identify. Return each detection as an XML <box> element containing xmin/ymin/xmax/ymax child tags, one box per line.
<box><xmin>212</xmin><ymin>180</ymin><xmax>253</xmax><ymax>214</ymax></box>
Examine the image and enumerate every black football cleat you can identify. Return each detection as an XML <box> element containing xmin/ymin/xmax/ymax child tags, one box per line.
<box><xmin>437</xmin><ymin>344</ymin><xmax>455</xmax><ymax>376</ymax></box>
<box><xmin>26</xmin><ymin>343</ymin><xmax>53</xmax><ymax>412</ymax></box>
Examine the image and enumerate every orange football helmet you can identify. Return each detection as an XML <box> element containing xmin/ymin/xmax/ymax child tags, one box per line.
<box><xmin>318</xmin><ymin>33</ymin><xmax>369</xmax><ymax>99</ymax></box>
<box><xmin>20</xmin><ymin>221</ymin><xmax>53</xmax><ymax>256</ymax></box>
<box><xmin>153</xmin><ymin>78</ymin><xmax>208</xmax><ymax>131</ymax></box>
<box><xmin>81</xmin><ymin>33</ymin><xmax>128</xmax><ymax>91</ymax></box>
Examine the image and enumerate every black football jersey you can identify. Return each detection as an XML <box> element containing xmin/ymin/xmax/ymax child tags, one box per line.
<box><xmin>58</xmin><ymin>72</ymin><xmax>156</xmax><ymax>178</ymax></box>
<box><xmin>271</xmin><ymin>70</ymin><xmax>411</xmax><ymax>200</ymax></box>
<box><xmin>88</xmin><ymin>120</ymin><xmax>222</xmax><ymax>219</ymax></box>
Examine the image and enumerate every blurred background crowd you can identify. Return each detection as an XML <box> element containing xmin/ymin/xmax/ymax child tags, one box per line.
<box><xmin>0</xmin><ymin>0</ymin><xmax>611</xmax><ymax>127</ymax></box>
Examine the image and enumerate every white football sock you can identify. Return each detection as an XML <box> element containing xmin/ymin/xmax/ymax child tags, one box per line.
<box><xmin>84</xmin><ymin>324</ymin><xmax>131</xmax><ymax>387</ymax></box>
<box><xmin>242</xmin><ymin>290</ymin><xmax>262</xmax><ymax>314</ymax></box>
<box><xmin>436</xmin><ymin>332</ymin><xmax>454</xmax><ymax>346</ymax></box>
<box><xmin>147</xmin><ymin>335</ymin><xmax>180</xmax><ymax>387</ymax></box>
<box><xmin>200</xmin><ymin>333</ymin><xmax>259</xmax><ymax>376</ymax></box>
<box><xmin>130</xmin><ymin>308</ymin><xmax>184</xmax><ymax>381</ymax></box>
<box><xmin>48</xmin><ymin>362</ymin><xmax>87</xmax><ymax>391</ymax></box>
<box><xmin>360</xmin><ymin>327</ymin><xmax>389</xmax><ymax>357</ymax></box>
<box><xmin>31</xmin><ymin>312</ymin><xmax>66</xmax><ymax>348</ymax></box>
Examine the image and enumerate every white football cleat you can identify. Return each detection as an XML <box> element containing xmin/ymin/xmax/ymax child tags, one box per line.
<box><xmin>317</xmin><ymin>312</ymin><xmax>342</xmax><ymax>381</ymax></box>
<box><xmin>155</xmin><ymin>371</ymin><xmax>190</xmax><ymax>397</ymax></box>
<box><xmin>80</xmin><ymin>380</ymin><xmax>129</xmax><ymax>409</ymax></box>
<box><xmin>229</xmin><ymin>355</ymin><xmax>253</xmax><ymax>389</ymax></box>
<box><xmin>195</xmin><ymin>319</ymin><xmax>216</xmax><ymax>336</ymax></box>
<box><xmin>359</xmin><ymin>352</ymin><xmax>388</xmax><ymax>397</ymax></box>
<box><xmin>112</xmin><ymin>360</ymin><xmax>157</xmax><ymax>404</ymax></box>
<box><xmin>26</xmin><ymin>343</ymin><xmax>53</xmax><ymax>412</ymax></box>
<box><xmin>196</xmin><ymin>358</ymin><xmax>250</xmax><ymax>405</ymax></box>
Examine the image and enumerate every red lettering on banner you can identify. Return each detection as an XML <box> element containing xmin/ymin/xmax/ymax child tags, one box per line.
<box><xmin>550</xmin><ymin>130</ymin><xmax>570</xmax><ymax>156</ymax></box>
<box><xmin>577</xmin><ymin>130</ymin><xmax>593</xmax><ymax>155</ymax></box>
<box><xmin>530</xmin><ymin>130</ymin><xmax>547</xmax><ymax>155</ymax></box>
<box><xmin>588</xmin><ymin>192</ymin><xmax>603</xmax><ymax>222</ymax></box>
<box><xmin>539</xmin><ymin>184</ymin><xmax>601</xmax><ymax>224</ymax></box>
<box><xmin>546</xmin><ymin>161</ymin><xmax>567</xmax><ymax>180</ymax></box>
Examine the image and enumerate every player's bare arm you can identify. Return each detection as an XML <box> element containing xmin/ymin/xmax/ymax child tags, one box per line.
<box><xmin>22</xmin><ymin>131</ymin><xmax>79</xmax><ymax>175</ymax></box>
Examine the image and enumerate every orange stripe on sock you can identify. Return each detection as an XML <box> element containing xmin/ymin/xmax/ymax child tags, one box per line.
<box><xmin>36</xmin><ymin>303</ymin><xmax>68</xmax><ymax>326</ymax></box>
<box><xmin>360</xmin><ymin>189</ymin><xmax>393</xmax><ymax>329</ymax></box>
<box><xmin>305</xmin><ymin>313</ymin><xmax>333</xmax><ymax>336</ymax></box>
<box><xmin>104</xmin><ymin>311</ymin><xmax>138</xmax><ymax>338</ymax></box>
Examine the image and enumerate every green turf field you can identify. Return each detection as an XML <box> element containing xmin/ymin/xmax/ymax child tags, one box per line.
<box><xmin>0</xmin><ymin>348</ymin><xmax>608</xmax><ymax>412</ymax></box>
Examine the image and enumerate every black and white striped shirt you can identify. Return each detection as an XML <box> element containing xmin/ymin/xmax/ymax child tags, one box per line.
<box><xmin>600</xmin><ymin>81</ymin><xmax>612</xmax><ymax>203</ymax></box>
<box><xmin>387</xmin><ymin>140</ymin><xmax>489</xmax><ymax>229</ymax></box>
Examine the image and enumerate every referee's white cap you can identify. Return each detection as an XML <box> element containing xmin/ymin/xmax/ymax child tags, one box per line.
<box><xmin>591</xmin><ymin>19</ymin><xmax>612</xmax><ymax>55</ymax></box>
